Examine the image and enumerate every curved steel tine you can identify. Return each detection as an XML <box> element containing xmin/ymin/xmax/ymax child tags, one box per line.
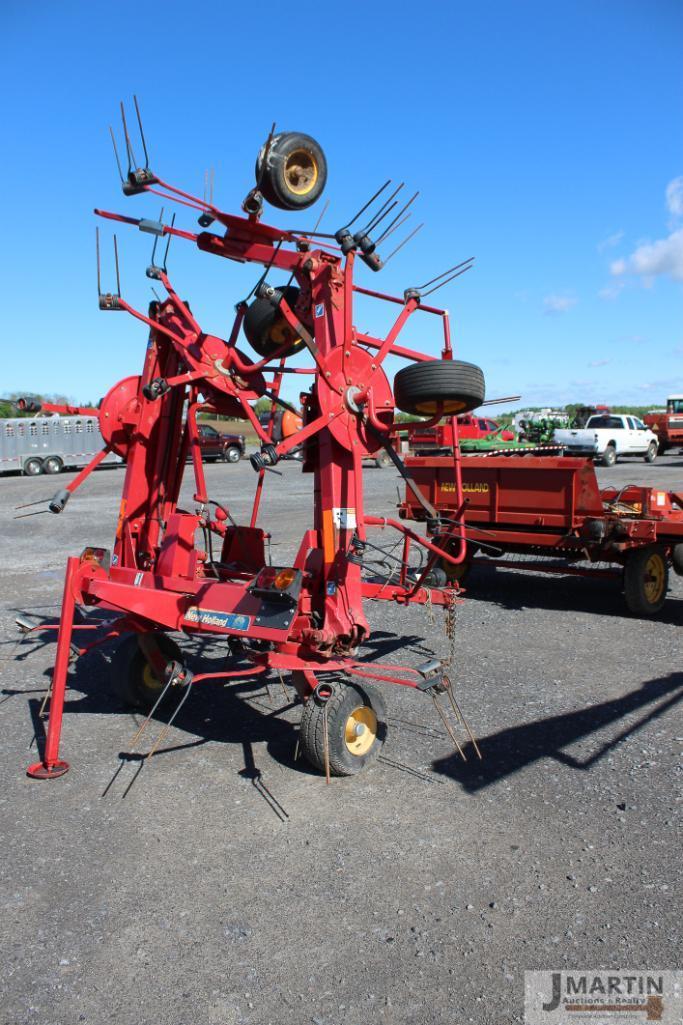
<box><xmin>375</xmin><ymin>212</ymin><xmax>411</xmax><ymax>246</ymax></box>
<box><xmin>126</xmin><ymin>671</ymin><xmax>178</xmax><ymax>752</ymax></box>
<box><xmin>360</xmin><ymin>182</ymin><xmax>404</xmax><ymax>235</ymax></box>
<box><xmin>162</xmin><ymin>213</ymin><xmax>176</xmax><ymax>272</ymax></box>
<box><xmin>374</xmin><ymin>190</ymin><xmax>419</xmax><ymax>244</ymax></box>
<box><xmin>120</xmin><ymin>101</ymin><xmax>136</xmax><ymax>172</ymax></box>
<box><xmin>133</xmin><ymin>94</ymin><xmax>150</xmax><ymax>167</ymax></box>
<box><xmin>341</xmin><ymin>179</ymin><xmax>391</xmax><ymax>230</ymax></box>
<box><xmin>420</xmin><ymin>262</ymin><xmax>474</xmax><ymax>297</ymax></box>
<box><xmin>145</xmin><ymin>679</ymin><xmax>194</xmax><ymax>759</ymax></box>
<box><xmin>381</xmin><ymin>223</ymin><xmax>425</xmax><ymax>266</ymax></box>
<box><xmin>415</xmin><ymin>257</ymin><xmax>474</xmax><ymax>291</ymax></box>
<box><xmin>109</xmin><ymin>126</ymin><xmax>124</xmax><ymax>182</ymax></box>
<box><xmin>150</xmin><ymin>207</ymin><xmax>164</xmax><ymax>266</ymax></box>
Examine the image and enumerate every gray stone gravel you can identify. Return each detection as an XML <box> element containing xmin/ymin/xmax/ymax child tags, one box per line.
<box><xmin>0</xmin><ymin>455</ymin><xmax>681</xmax><ymax>1025</ymax></box>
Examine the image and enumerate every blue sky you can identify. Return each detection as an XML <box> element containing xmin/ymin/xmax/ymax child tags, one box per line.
<box><xmin>1</xmin><ymin>0</ymin><xmax>681</xmax><ymax>412</ymax></box>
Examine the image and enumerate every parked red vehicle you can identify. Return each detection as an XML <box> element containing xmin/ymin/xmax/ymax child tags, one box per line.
<box><xmin>196</xmin><ymin>423</ymin><xmax>245</xmax><ymax>463</ymax></box>
<box><xmin>405</xmin><ymin>414</ymin><xmax>513</xmax><ymax>453</ymax></box>
<box><xmin>644</xmin><ymin>395</ymin><xmax>683</xmax><ymax>454</ymax></box>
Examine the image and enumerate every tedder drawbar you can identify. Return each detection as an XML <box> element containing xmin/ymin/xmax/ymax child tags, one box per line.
<box><xmin>18</xmin><ymin>101</ymin><xmax>487</xmax><ymax>780</ymax></box>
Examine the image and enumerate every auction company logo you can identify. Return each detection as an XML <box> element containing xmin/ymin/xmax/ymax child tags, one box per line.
<box><xmin>525</xmin><ymin>971</ymin><xmax>682</xmax><ymax>1024</ymax></box>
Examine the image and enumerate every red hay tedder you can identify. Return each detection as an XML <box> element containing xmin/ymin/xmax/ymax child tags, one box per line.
<box><xmin>18</xmin><ymin>101</ymin><xmax>487</xmax><ymax>780</ymax></box>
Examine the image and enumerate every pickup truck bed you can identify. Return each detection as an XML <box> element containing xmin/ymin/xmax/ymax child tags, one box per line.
<box><xmin>554</xmin><ymin>414</ymin><xmax>658</xmax><ymax>466</ymax></box>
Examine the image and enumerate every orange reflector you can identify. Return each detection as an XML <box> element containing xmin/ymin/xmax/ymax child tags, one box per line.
<box><xmin>274</xmin><ymin>568</ymin><xmax>297</xmax><ymax>590</ymax></box>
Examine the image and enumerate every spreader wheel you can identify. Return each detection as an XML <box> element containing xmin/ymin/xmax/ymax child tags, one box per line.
<box><xmin>623</xmin><ymin>545</ymin><xmax>669</xmax><ymax>616</ymax></box>
<box><xmin>256</xmin><ymin>132</ymin><xmax>327</xmax><ymax>210</ymax></box>
<box><xmin>243</xmin><ymin>285</ymin><xmax>308</xmax><ymax>359</ymax></box>
<box><xmin>298</xmin><ymin>680</ymin><xmax>387</xmax><ymax>776</ymax></box>
<box><xmin>393</xmin><ymin>360</ymin><xmax>485</xmax><ymax>416</ymax></box>
<box><xmin>110</xmin><ymin>633</ymin><xmax>183</xmax><ymax>711</ymax></box>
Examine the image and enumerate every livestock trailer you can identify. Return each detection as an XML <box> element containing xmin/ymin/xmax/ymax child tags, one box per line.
<box><xmin>0</xmin><ymin>416</ymin><xmax>122</xmax><ymax>476</ymax></box>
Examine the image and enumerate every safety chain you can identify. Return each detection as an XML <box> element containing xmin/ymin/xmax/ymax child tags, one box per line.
<box><xmin>444</xmin><ymin>587</ymin><xmax>458</xmax><ymax>669</ymax></box>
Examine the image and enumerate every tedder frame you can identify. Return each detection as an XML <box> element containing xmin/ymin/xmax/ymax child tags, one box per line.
<box><xmin>19</xmin><ymin>104</ymin><xmax>486</xmax><ymax>780</ymax></box>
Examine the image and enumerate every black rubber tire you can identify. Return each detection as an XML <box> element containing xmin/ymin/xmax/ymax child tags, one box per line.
<box><xmin>658</xmin><ymin>441</ymin><xmax>668</xmax><ymax>455</ymax></box>
<box><xmin>299</xmin><ymin>680</ymin><xmax>387</xmax><ymax>776</ymax></box>
<box><xmin>644</xmin><ymin>442</ymin><xmax>657</xmax><ymax>463</ymax></box>
<box><xmin>243</xmin><ymin>285</ymin><xmax>308</xmax><ymax>359</ymax></box>
<box><xmin>43</xmin><ymin>456</ymin><xmax>63</xmax><ymax>475</ymax></box>
<box><xmin>393</xmin><ymin>360</ymin><xmax>485</xmax><ymax>417</ymax></box>
<box><xmin>110</xmin><ymin>633</ymin><xmax>183</xmax><ymax>711</ymax></box>
<box><xmin>374</xmin><ymin>450</ymin><xmax>392</xmax><ymax>468</ymax></box>
<box><xmin>23</xmin><ymin>457</ymin><xmax>43</xmax><ymax>476</ymax></box>
<box><xmin>601</xmin><ymin>444</ymin><xmax>617</xmax><ymax>467</ymax></box>
<box><xmin>256</xmin><ymin>132</ymin><xmax>327</xmax><ymax>210</ymax></box>
<box><xmin>224</xmin><ymin>446</ymin><xmax>241</xmax><ymax>463</ymax></box>
<box><xmin>672</xmin><ymin>544</ymin><xmax>683</xmax><ymax>578</ymax></box>
<box><xmin>623</xmin><ymin>545</ymin><xmax>669</xmax><ymax>616</ymax></box>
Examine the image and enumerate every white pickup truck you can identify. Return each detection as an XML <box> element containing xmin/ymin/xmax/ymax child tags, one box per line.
<box><xmin>554</xmin><ymin>414</ymin><xmax>659</xmax><ymax>466</ymax></box>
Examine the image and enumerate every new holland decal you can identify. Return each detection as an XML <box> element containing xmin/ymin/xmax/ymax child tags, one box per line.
<box><xmin>184</xmin><ymin>607</ymin><xmax>252</xmax><ymax>631</ymax></box>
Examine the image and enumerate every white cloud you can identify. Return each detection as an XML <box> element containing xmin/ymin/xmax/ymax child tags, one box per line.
<box><xmin>666</xmin><ymin>176</ymin><xmax>683</xmax><ymax>218</ymax></box>
<box><xmin>598</xmin><ymin>281</ymin><xmax>624</xmax><ymax>301</ymax></box>
<box><xmin>610</xmin><ymin>227</ymin><xmax>683</xmax><ymax>284</ymax></box>
<box><xmin>588</xmin><ymin>359</ymin><xmax>610</xmax><ymax>367</ymax></box>
<box><xmin>597</xmin><ymin>230</ymin><xmax>624</xmax><ymax>252</ymax></box>
<box><xmin>543</xmin><ymin>294</ymin><xmax>577</xmax><ymax>314</ymax></box>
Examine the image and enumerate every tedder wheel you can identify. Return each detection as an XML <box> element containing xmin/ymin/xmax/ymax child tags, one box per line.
<box><xmin>110</xmin><ymin>633</ymin><xmax>183</xmax><ymax>711</ymax></box>
<box><xmin>43</xmin><ymin>456</ymin><xmax>63</xmax><ymax>475</ymax></box>
<box><xmin>298</xmin><ymin>680</ymin><xmax>387</xmax><ymax>776</ymax></box>
<box><xmin>23</xmin><ymin>457</ymin><xmax>44</xmax><ymax>476</ymax></box>
<box><xmin>623</xmin><ymin>545</ymin><xmax>669</xmax><ymax>616</ymax></box>
<box><xmin>393</xmin><ymin>360</ymin><xmax>485</xmax><ymax>417</ymax></box>
<box><xmin>644</xmin><ymin>442</ymin><xmax>658</xmax><ymax>463</ymax></box>
<box><xmin>243</xmin><ymin>285</ymin><xmax>308</xmax><ymax>360</ymax></box>
<box><xmin>224</xmin><ymin>445</ymin><xmax>241</xmax><ymax>463</ymax></box>
<box><xmin>255</xmin><ymin>132</ymin><xmax>327</xmax><ymax>210</ymax></box>
<box><xmin>601</xmin><ymin>444</ymin><xmax>617</xmax><ymax>467</ymax></box>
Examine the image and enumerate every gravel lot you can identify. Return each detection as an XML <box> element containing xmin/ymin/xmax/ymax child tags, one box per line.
<box><xmin>1</xmin><ymin>454</ymin><xmax>681</xmax><ymax>1025</ymax></box>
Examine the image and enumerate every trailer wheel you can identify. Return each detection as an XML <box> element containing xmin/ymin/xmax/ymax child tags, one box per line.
<box><xmin>393</xmin><ymin>360</ymin><xmax>485</xmax><ymax>416</ymax></box>
<box><xmin>601</xmin><ymin>444</ymin><xmax>617</xmax><ymax>467</ymax></box>
<box><xmin>623</xmin><ymin>546</ymin><xmax>668</xmax><ymax>616</ymax></box>
<box><xmin>298</xmin><ymin>680</ymin><xmax>387</xmax><ymax>776</ymax></box>
<box><xmin>243</xmin><ymin>285</ymin><xmax>308</xmax><ymax>359</ymax></box>
<box><xmin>255</xmin><ymin>132</ymin><xmax>327</xmax><ymax>210</ymax></box>
<box><xmin>110</xmin><ymin>633</ymin><xmax>183</xmax><ymax>711</ymax></box>
<box><xmin>43</xmin><ymin>456</ymin><xmax>63</xmax><ymax>475</ymax></box>
<box><xmin>440</xmin><ymin>547</ymin><xmax>473</xmax><ymax>585</ymax></box>
<box><xmin>23</xmin><ymin>457</ymin><xmax>44</xmax><ymax>476</ymax></box>
<box><xmin>644</xmin><ymin>442</ymin><xmax>657</xmax><ymax>463</ymax></box>
<box><xmin>672</xmin><ymin>544</ymin><xmax>683</xmax><ymax>577</ymax></box>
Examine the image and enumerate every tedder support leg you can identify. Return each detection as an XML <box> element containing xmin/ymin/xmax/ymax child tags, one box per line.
<box><xmin>27</xmin><ymin>557</ymin><xmax>79</xmax><ymax>779</ymax></box>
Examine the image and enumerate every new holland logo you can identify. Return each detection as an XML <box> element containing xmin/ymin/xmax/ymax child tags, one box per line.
<box><xmin>441</xmin><ymin>482</ymin><xmax>490</xmax><ymax>494</ymax></box>
<box><xmin>184</xmin><ymin>607</ymin><xmax>252</xmax><ymax>631</ymax></box>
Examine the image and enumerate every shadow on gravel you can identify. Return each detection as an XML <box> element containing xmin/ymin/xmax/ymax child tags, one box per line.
<box><xmin>20</xmin><ymin>625</ymin><xmax>438</xmax><ymax>790</ymax></box>
<box><xmin>463</xmin><ymin>565</ymin><xmax>683</xmax><ymax>625</ymax></box>
<box><xmin>432</xmin><ymin>671</ymin><xmax>683</xmax><ymax>791</ymax></box>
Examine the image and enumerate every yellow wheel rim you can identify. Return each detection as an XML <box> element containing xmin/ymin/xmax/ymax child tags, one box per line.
<box><xmin>284</xmin><ymin>149</ymin><xmax>318</xmax><ymax>196</ymax></box>
<box><xmin>142</xmin><ymin>662</ymin><xmax>163</xmax><ymax>693</ymax></box>
<box><xmin>643</xmin><ymin>554</ymin><xmax>665</xmax><ymax>605</ymax></box>
<box><xmin>414</xmin><ymin>399</ymin><xmax>467</xmax><ymax>415</ymax></box>
<box><xmin>344</xmin><ymin>705</ymin><xmax>378</xmax><ymax>756</ymax></box>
